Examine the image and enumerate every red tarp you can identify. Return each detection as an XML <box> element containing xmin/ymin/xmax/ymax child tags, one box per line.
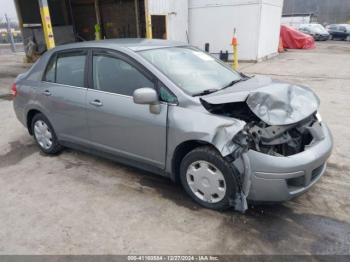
<box><xmin>280</xmin><ymin>25</ymin><xmax>316</xmax><ymax>49</ymax></box>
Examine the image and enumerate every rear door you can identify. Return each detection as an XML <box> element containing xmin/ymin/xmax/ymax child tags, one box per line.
<box><xmin>86</xmin><ymin>49</ymin><xmax>168</xmax><ymax>170</ymax></box>
<box><xmin>328</xmin><ymin>25</ymin><xmax>337</xmax><ymax>37</ymax></box>
<box><xmin>40</xmin><ymin>49</ymin><xmax>89</xmax><ymax>143</ymax></box>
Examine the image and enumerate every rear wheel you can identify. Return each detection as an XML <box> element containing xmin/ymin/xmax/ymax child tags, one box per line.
<box><xmin>346</xmin><ymin>35</ymin><xmax>350</xmax><ymax>41</ymax></box>
<box><xmin>329</xmin><ymin>34</ymin><xmax>333</xmax><ymax>40</ymax></box>
<box><xmin>32</xmin><ymin>113</ymin><xmax>63</xmax><ymax>154</ymax></box>
<box><xmin>180</xmin><ymin>146</ymin><xmax>238</xmax><ymax>210</ymax></box>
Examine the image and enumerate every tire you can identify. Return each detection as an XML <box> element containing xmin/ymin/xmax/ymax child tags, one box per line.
<box><xmin>179</xmin><ymin>146</ymin><xmax>238</xmax><ymax>210</ymax></box>
<box><xmin>346</xmin><ymin>35</ymin><xmax>350</xmax><ymax>42</ymax></box>
<box><xmin>329</xmin><ymin>35</ymin><xmax>333</xmax><ymax>40</ymax></box>
<box><xmin>31</xmin><ymin>113</ymin><xmax>63</xmax><ymax>155</ymax></box>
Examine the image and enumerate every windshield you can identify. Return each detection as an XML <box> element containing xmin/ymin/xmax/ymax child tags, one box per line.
<box><xmin>310</xmin><ymin>24</ymin><xmax>327</xmax><ymax>33</ymax></box>
<box><xmin>139</xmin><ymin>47</ymin><xmax>241</xmax><ymax>95</ymax></box>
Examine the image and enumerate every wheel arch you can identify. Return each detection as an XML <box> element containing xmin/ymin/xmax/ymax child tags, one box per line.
<box><xmin>171</xmin><ymin>140</ymin><xmax>219</xmax><ymax>183</ymax></box>
<box><xmin>26</xmin><ymin>109</ymin><xmax>42</xmax><ymax>135</ymax></box>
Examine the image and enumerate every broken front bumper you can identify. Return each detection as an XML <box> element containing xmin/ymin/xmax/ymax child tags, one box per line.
<box><xmin>246</xmin><ymin>123</ymin><xmax>333</xmax><ymax>202</ymax></box>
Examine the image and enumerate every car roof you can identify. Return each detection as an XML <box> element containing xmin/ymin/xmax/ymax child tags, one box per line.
<box><xmin>328</xmin><ymin>24</ymin><xmax>350</xmax><ymax>27</ymax></box>
<box><xmin>299</xmin><ymin>24</ymin><xmax>319</xmax><ymax>29</ymax></box>
<box><xmin>52</xmin><ymin>38</ymin><xmax>188</xmax><ymax>53</ymax></box>
<box><xmin>300</xmin><ymin>23</ymin><xmax>322</xmax><ymax>27</ymax></box>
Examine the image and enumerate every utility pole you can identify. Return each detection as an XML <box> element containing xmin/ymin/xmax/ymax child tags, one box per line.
<box><xmin>94</xmin><ymin>0</ymin><xmax>102</xmax><ymax>40</ymax></box>
<box><xmin>134</xmin><ymin>0</ymin><xmax>140</xmax><ymax>38</ymax></box>
<box><xmin>38</xmin><ymin>0</ymin><xmax>55</xmax><ymax>49</ymax></box>
<box><xmin>4</xmin><ymin>14</ymin><xmax>16</xmax><ymax>52</ymax></box>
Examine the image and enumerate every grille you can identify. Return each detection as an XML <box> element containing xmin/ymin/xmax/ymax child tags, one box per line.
<box><xmin>287</xmin><ymin>175</ymin><xmax>305</xmax><ymax>188</ymax></box>
<box><xmin>311</xmin><ymin>164</ymin><xmax>325</xmax><ymax>181</ymax></box>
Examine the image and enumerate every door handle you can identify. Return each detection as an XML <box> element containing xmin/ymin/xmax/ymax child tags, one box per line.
<box><xmin>42</xmin><ymin>90</ymin><xmax>51</xmax><ymax>96</ymax></box>
<box><xmin>90</xmin><ymin>99</ymin><xmax>103</xmax><ymax>107</ymax></box>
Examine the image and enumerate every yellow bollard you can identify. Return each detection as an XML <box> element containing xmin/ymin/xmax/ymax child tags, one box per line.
<box><xmin>231</xmin><ymin>29</ymin><xmax>238</xmax><ymax>70</ymax></box>
<box><xmin>95</xmin><ymin>24</ymin><xmax>101</xmax><ymax>40</ymax></box>
<box><xmin>145</xmin><ymin>14</ymin><xmax>153</xmax><ymax>39</ymax></box>
<box><xmin>144</xmin><ymin>0</ymin><xmax>152</xmax><ymax>39</ymax></box>
<box><xmin>233</xmin><ymin>45</ymin><xmax>238</xmax><ymax>70</ymax></box>
<box><xmin>38</xmin><ymin>0</ymin><xmax>55</xmax><ymax>49</ymax></box>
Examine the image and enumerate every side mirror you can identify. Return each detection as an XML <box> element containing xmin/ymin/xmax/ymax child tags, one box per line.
<box><xmin>133</xmin><ymin>87</ymin><xmax>161</xmax><ymax>114</ymax></box>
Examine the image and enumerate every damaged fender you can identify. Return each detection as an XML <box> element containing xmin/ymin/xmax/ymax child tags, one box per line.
<box><xmin>166</xmin><ymin>105</ymin><xmax>252</xmax><ymax>212</ymax></box>
<box><xmin>166</xmin><ymin>105</ymin><xmax>246</xmax><ymax>161</ymax></box>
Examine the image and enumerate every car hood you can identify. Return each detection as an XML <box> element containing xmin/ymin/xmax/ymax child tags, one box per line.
<box><xmin>201</xmin><ymin>75</ymin><xmax>320</xmax><ymax>125</ymax></box>
<box><xmin>312</xmin><ymin>28</ymin><xmax>329</xmax><ymax>34</ymax></box>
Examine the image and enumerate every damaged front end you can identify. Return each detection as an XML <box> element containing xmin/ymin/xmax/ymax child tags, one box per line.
<box><xmin>200</xmin><ymin>82</ymin><xmax>324</xmax><ymax>212</ymax></box>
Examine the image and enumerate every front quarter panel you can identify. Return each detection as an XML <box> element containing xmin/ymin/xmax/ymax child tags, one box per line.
<box><xmin>166</xmin><ymin>105</ymin><xmax>246</xmax><ymax>174</ymax></box>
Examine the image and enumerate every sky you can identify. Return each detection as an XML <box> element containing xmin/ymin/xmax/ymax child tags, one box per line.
<box><xmin>1</xmin><ymin>0</ymin><xmax>18</xmax><ymax>22</ymax></box>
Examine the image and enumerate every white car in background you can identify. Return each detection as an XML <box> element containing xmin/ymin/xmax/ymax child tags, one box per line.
<box><xmin>299</xmin><ymin>24</ymin><xmax>330</xmax><ymax>41</ymax></box>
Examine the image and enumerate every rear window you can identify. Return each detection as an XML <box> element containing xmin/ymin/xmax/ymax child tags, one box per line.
<box><xmin>43</xmin><ymin>50</ymin><xmax>87</xmax><ymax>87</ymax></box>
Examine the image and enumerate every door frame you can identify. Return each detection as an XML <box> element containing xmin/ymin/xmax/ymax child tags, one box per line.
<box><xmin>86</xmin><ymin>47</ymin><xmax>176</xmax><ymax>100</ymax></box>
<box><xmin>150</xmin><ymin>14</ymin><xmax>168</xmax><ymax>39</ymax></box>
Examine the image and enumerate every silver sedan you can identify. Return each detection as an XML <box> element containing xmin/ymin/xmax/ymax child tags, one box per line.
<box><xmin>12</xmin><ymin>39</ymin><xmax>333</xmax><ymax>212</ymax></box>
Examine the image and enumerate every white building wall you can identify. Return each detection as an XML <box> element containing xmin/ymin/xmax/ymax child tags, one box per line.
<box><xmin>188</xmin><ymin>0</ymin><xmax>283</xmax><ymax>61</ymax></box>
<box><xmin>148</xmin><ymin>0</ymin><xmax>283</xmax><ymax>61</ymax></box>
<box><xmin>257</xmin><ymin>0</ymin><xmax>284</xmax><ymax>60</ymax></box>
<box><xmin>281</xmin><ymin>16</ymin><xmax>311</xmax><ymax>27</ymax></box>
<box><xmin>188</xmin><ymin>0</ymin><xmax>260</xmax><ymax>60</ymax></box>
<box><xmin>149</xmin><ymin>0</ymin><xmax>189</xmax><ymax>42</ymax></box>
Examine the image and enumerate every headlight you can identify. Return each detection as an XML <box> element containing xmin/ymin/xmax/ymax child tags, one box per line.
<box><xmin>316</xmin><ymin>112</ymin><xmax>322</xmax><ymax>122</ymax></box>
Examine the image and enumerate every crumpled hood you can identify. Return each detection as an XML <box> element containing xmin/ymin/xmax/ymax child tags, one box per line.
<box><xmin>201</xmin><ymin>75</ymin><xmax>320</xmax><ymax>125</ymax></box>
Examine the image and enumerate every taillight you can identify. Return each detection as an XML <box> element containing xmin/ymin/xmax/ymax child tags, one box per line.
<box><xmin>11</xmin><ymin>83</ymin><xmax>17</xmax><ymax>97</ymax></box>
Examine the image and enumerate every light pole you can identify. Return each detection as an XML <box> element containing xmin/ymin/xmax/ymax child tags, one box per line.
<box><xmin>4</xmin><ymin>14</ymin><xmax>16</xmax><ymax>52</ymax></box>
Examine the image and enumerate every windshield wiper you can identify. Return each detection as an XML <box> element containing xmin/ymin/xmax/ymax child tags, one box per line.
<box><xmin>221</xmin><ymin>73</ymin><xmax>251</xmax><ymax>89</ymax></box>
<box><xmin>192</xmin><ymin>88</ymin><xmax>220</xmax><ymax>97</ymax></box>
<box><xmin>221</xmin><ymin>79</ymin><xmax>243</xmax><ymax>89</ymax></box>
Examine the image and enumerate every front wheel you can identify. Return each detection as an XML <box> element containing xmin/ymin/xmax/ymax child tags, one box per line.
<box><xmin>32</xmin><ymin>113</ymin><xmax>63</xmax><ymax>155</ymax></box>
<box><xmin>180</xmin><ymin>146</ymin><xmax>238</xmax><ymax>210</ymax></box>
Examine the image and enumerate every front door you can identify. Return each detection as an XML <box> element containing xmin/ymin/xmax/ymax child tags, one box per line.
<box><xmin>40</xmin><ymin>50</ymin><xmax>89</xmax><ymax>143</ymax></box>
<box><xmin>339</xmin><ymin>26</ymin><xmax>347</xmax><ymax>39</ymax></box>
<box><xmin>86</xmin><ymin>50</ymin><xmax>168</xmax><ymax>169</ymax></box>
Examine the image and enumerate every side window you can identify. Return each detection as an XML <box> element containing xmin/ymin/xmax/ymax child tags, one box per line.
<box><xmin>43</xmin><ymin>55</ymin><xmax>56</xmax><ymax>82</ymax></box>
<box><xmin>43</xmin><ymin>51</ymin><xmax>86</xmax><ymax>87</ymax></box>
<box><xmin>56</xmin><ymin>51</ymin><xmax>86</xmax><ymax>87</ymax></box>
<box><xmin>159</xmin><ymin>82</ymin><xmax>177</xmax><ymax>104</ymax></box>
<box><xmin>93</xmin><ymin>54</ymin><xmax>154</xmax><ymax>96</ymax></box>
<box><xmin>339</xmin><ymin>26</ymin><xmax>346</xmax><ymax>32</ymax></box>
